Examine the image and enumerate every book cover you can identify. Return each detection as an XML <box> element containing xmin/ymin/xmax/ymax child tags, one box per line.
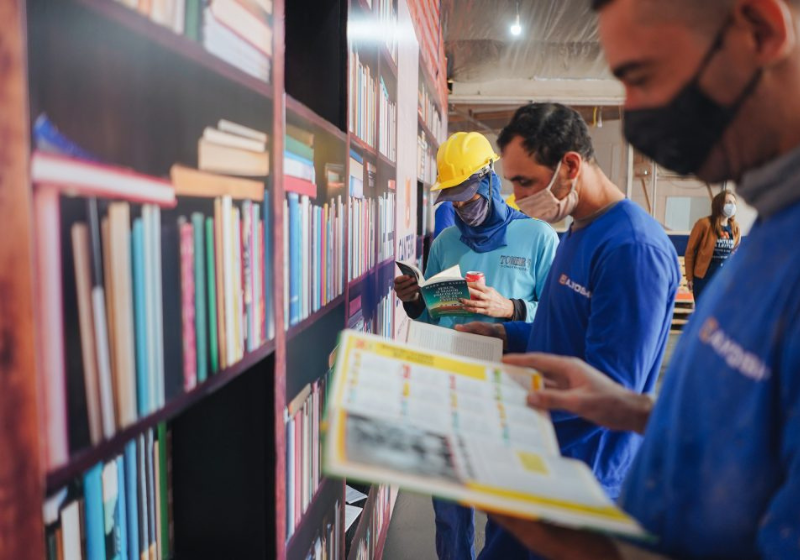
<box><xmin>178</xmin><ymin>218</ymin><xmax>198</xmax><ymax>392</ymax></box>
<box><xmin>205</xmin><ymin>217</ymin><xmax>220</xmax><ymax>374</ymax></box>
<box><xmin>396</xmin><ymin>262</ymin><xmax>472</xmax><ymax>319</ymax></box>
<box><xmin>131</xmin><ymin>219</ymin><xmax>150</xmax><ymax>418</ymax></box>
<box><xmin>191</xmin><ymin>213</ymin><xmax>208</xmax><ymax>383</ymax></box>
<box><xmin>284</xmin><ymin>175</ymin><xmax>318</xmax><ymax>198</ymax></box>
<box><xmin>101</xmin><ymin>461</ymin><xmax>122</xmax><ymax>560</ymax></box>
<box><xmin>84</xmin><ymin>463</ymin><xmax>106</xmax><ymax>560</ymax></box>
<box><xmin>324</xmin><ymin>330</ymin><xmax>648</xmax><ymax>540</ymax></box>
<box><xmin>71</xmin><ymin>223</ymin><xmax>104</xmax><ymax>444</ymax></box>
<box><xmin>124</xmin><ymin>441</ymin><xmax>140</xmax><ymax>560</ymax></box>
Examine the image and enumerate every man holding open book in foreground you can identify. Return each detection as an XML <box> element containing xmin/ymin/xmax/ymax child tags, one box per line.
<box><xmin>490</xmin><ymin>0</ymin><xmax>800</xmax><ymax>558</ymax></box>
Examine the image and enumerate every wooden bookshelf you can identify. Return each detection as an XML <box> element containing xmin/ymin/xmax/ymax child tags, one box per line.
<box><xmin>0</xmin><ymin>0</ymin><xmax>447</xmax><ymax>557</ymax></box>
<box><xmin>418</xmin><ymin>114</ymin><xmax>440</xmax><ymax>147</ymax></box>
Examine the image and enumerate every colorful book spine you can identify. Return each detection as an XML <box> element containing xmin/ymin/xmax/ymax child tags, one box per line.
<box><xmin>132</xmin><ymin>218</ymin><xmax>150</xmax><ymax>417</ymax></box>
<box><xmin>192</xmin><ymin>213</ymin><xmax>208</xmax><ymax>383</ymax></box>
<box><xmin>125</xmin><ymin>441</ymin><xmax>140</xmax><ymax>560</ymax></box>
<box><xmin>205</xmin><ymin>217</ymin><xmax>220</xmax><ymax>374</ymax></box>
<box><xmin>288</xmin><ymin>193</ymin><xmax>301</xmax><ymax>325</ymax></box>
<box><xmin>84</xmin><ymin>463</ymin><xmax>106</xmax><ymax>560</ymax></box>
<box><xmin>179</xmin><ymin>218</ymin><xmax>197</xmax><ymax>391</ymax></box>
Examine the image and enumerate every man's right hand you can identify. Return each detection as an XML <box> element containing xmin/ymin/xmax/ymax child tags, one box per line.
<box><xmin>455</xmin><ymin>322</ymin><xmax>508</xmax><ymax>350</ymax></box>
<box><xmin>503</xmin><ymin>353</ymin><xmax>654</xmax><ymax>435</ymax></box>
<box><xmin>394</xmin><ymin>275</ymin><xmax>421</xmax><ymax>303</ymax></box>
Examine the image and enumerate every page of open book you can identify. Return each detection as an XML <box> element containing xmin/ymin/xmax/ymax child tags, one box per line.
<box><xmin>324</xmin><ymin>331</ymin><xmax>648</xmax><ymax>539</ymax></box>
<box><xmin>406</xmin><ymin>322</ymin><xmax>502</xmax><ymax>362</ymax></box>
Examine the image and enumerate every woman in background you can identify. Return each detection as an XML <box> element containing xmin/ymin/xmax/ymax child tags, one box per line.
<box><xmin>685</xmin><ymin>191</ymin><xmax>741</xmax><ymax>302</ymax></box>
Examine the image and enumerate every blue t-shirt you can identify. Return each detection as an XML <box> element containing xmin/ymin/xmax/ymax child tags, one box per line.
<box><xmin>621</xmin><ymin>202</ymin><xmax>800</xmax><ymax>559</ymax></box>
<box><xmin>481</xmin><ymin>201</ymin><xmax>680</xmax><ymax>560</ymax></box>
<box><xmin>419</xmin><ymin>219</ymin><xmax>559</xmax><ymax>329</ymax></box>
<box><xmin>434</xmin><ymin>202</ymin><xmax>457</xmax><ymax>239</ymax></box>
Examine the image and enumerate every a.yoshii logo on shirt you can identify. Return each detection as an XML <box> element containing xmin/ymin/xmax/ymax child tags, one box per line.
<box><xmin>559</xmin><ymin>274</ymin><xmax>592</xmax><ymax>299</ymax></box>
<box><xmin>699</xmin><ymin>318</ymin><xmax>771</xmax><ymax>382</ymax></box>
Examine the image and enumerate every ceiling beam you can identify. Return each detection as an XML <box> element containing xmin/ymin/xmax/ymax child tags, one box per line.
<box><xmin>450</xmin><ymin>78</ymin><xmax>625</xmax><ymax>106</ymax></box>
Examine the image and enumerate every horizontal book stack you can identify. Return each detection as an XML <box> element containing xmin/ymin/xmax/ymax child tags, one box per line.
<box><xmin>284</xmin><ymin>126</ymin><xmax>318</xmax><ymax>198</ymax></box>
<box><xmin>417</xmin><ymin>131</ymin><xmax>436</xmax><ymax>184</ymax></box>
<box><xmin>45</xmin><ymin>425</ymin><xmax>172</xmax><ymax>560</ymax></box>
<box><xmin>284</xmin><ymin>193</ymin><xmax>346</xmax><ymax>327</ymax></box>
<box><xmin>112</xmin><ymin>0</ymin><xmax>274</xmax><ymax>84</ymax></box>
<box><xmin>301</xmin><ymin>500</ymin><xmax>342</xmax><ymax>560</ymax></box>
<box><xmin>198</xmin><ymin>120</ymin><xmax>270</xmax><ymax>178</ymax></box>
<box><xmin>377</xmin><ymin>0</ymin><xmax>398</xmax><ymax>65</ymax></box>
<box><xmin>348</xmin><ymin>50</ymin><xmax>377</xmax><ymax>148</ymax></box>
<box><xmin>418</xmin><ymin>82</ymin><xmax>445</xmax><ymax>143</ymax></box>
<box><xmin>378</xmin><ymin>78</ymin><xmax>397</xmax><ymax>163</ymax></box>
<box><xmin>285</xmin><ymin>374</ymin><xmax>330</xmax><ymax>540</ymax></box>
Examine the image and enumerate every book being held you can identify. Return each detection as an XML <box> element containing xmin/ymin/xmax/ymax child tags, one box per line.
<box><xmin>323</xmin><ymin>330</ymin><xmax>648</xmax><ymax>540</ymax></box>
<box><xmin>395</xmin><ymin>262</ymin><xmax>471</xmax><ymax>319</ymax></box>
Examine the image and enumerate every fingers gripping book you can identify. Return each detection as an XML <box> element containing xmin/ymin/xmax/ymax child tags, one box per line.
<box><xmin>323</xmin><ymin>330</ymin><xmax>649</xmax><ymax>540</ymax></box>
<box><xmin>396</xmin><ymin>261</ymin><xmax>472</xmax><ymax>319</ymax></box>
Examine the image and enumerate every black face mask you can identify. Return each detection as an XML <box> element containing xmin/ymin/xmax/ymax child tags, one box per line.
<box><xmin>623</xmin><ymin>20</ymin><xmax>763</xmax><ymax>176</ymax></box>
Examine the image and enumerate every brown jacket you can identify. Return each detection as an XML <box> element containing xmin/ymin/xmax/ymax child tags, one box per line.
<box><xmin>685</xmin><ymin>217</ymin><xmax>741</xmax><ymax>281</ymax></box>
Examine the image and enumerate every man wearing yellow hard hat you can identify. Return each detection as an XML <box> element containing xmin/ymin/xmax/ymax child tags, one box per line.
<box><xmin>394</xmin><ymin>131</ymin><xmax>559</xmax><ymax>560</ymax></box>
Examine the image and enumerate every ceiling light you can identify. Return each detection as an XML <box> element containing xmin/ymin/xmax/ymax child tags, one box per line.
<box><xmin>510</xmin><ymin>2</ymin><xmax>522</xmax><ymax>36</ymax></box>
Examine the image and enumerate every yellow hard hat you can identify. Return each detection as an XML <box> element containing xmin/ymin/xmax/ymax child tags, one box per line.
<box><xmin>433</xmin><ymin>132</ymin><xmax>500</xmax><ymax>192</ymax></box>
<box><xmin>506</xmin><ymin>194</ymin><xmax>519</xmax><ymax>210</ymax></box>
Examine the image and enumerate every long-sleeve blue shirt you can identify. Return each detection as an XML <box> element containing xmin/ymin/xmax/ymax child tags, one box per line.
<box><xmin>620</xmin><ymin>197</ymin><xmax>800</xmax><ymax>559</ymax></box>
<box><xmin>481</xmin><ymin>200</ymin><xmax>680</xmax><ymax>560</ymax></box>
<box><xmin>419</xmin><ymin>219</ymin><xmax>559</xmax><ymax>329</ymax></box>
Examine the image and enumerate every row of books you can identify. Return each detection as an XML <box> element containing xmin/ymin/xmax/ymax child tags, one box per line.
<box><xmin>350</xmin><ymin>486</ymin><xmax>392</xmax><ymax>560</ymax></box>
<box><xmin>44</xmin><ymin>426</ymin><xmax>172</xmax><ymax>560</ymax></box>
<box><xmin>417</xmin><ymin>131</ymin><xmax>436</xmax><ymax>185</ymax></box>
<box><xmin>348</xmin><ymin>151</ymin><xmax>376</xmax><ymax>200</ymax></box>
<box><xmin>285</xmin><ymin>372</ymin><xmax>330</xmax><ymax>540</ymax></box>
<box><xmin>284</xmin><ymin>194</ymin><xmax>346</xmax><ymax>327</ymax></box>
<box><xmin>113</xmin><ymin>0</ymin><xmax>273</xmax><ymax>84</ymax></box>
<box><xmin>378</xmin><ymin>77</ymin><xmax>397</xmax><ymax>163</ymax></box>
<box><xmin>348</xmin><ymin>50</ymin><xmax>377</xmax><ymax>149</ymax></box>
<box><xmin>373</xmin><ymin>287</ymin><xmax>394</xmax><ymax>339</ymax></box>
<box><xmin>348</xmin><ymin>197</ymin><xmax>378</xmax><ymax>282</ymax></box>
<box><xmin>377</xmin><ymin>0</ymin><xmax>398</xmax><ymax>65</ymax></box>
<box><xmin>302</xmin><ymin>499</ymin><xmax>342</xmax><ymax>560</ymax></box>
<box><xmin>418</xmin><ymin>80</ymin><xmax>445</xmax><ymax>143</ymax></box>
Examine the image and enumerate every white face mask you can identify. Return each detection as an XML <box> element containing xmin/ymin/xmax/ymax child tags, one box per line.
<box><xmin>516</xmin><ymin>161</ymin><xmax>579</xmax><ymax>223</ymax></box>
<box><xmin>723</xmin><ymin>202</ymin><xmax>737</xmax><ymax>218</ymax></box>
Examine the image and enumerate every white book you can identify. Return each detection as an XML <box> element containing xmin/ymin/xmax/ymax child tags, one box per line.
<box><xmin>138</xmin><ymin>435</ymin><xmax>150</xmax><ymax>558</ymax></box>
<box><xmin>222</xmin><ymin>197</ymin><xmax>236</xmax><ymax>366</ymax></box>
<box><xmin>283</xmin><ymin>198</ymin><xmax>290</xmax><ymax>329</ymax></box>
<box><xmin>203</xmin><ymin>127</ymin><xmax>266</xmax><ymax>153</ymax></box>
<box><xmin>152</xmin><ymin>206</ymin><xmax>165</xmax><ymax>409</ymax></box>
<box><xmin>60</xmin><ymin>500</ymin><xmax>83</xmax><ymax>560</ymax></box>
<box><xmin>218</xmin><ymin>118</ymin><xmax>268</xmax><ymax>144</ymax></box>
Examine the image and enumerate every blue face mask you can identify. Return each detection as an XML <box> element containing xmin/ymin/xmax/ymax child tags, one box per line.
<box><xmin>455</xmin><ymin>195</ymin><xmax>490</xmax><ymax>226</ymax></box>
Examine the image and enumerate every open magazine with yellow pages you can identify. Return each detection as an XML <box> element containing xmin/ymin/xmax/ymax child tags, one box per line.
<box><xmin>323</xmin><ymin>330</ymin><xmax>650</xmax><ymax>539</ymax></box>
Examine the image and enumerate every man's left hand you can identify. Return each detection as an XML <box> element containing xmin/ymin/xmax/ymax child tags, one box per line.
<box><xmin>460</xmin><ymin>283</ymin><xmax>514</xmax><ymax>319</ymax></box>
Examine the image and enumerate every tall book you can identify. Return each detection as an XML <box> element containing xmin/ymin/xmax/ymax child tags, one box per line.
<box><xmin>132</xmin><ymin>219</ymin><xmax>150</xmax><ymax>418</ymax></box>
<box><xmin>125</xmin><ymin>441</ymin><xmax>140</xmax><ymax>560</ymax></box>
<box><xmin>160</xmin><ymin>224</ymin><xmax>184</xmax><ymax>401</ymax></box>
<box><xmin>84</xmin><ymin>463</ymin><xmax>106</xmax><ymax>560</ymax></box>
<box><xmin>205</xmin><ymin>217</ymin><xmax>220</xmax><ymax>374</ymax></box>
<box><xmin>178</xmin><ymin>218</ymin><xmax>198</xmax><ymax>391</ymax></box>
<box><xmin>102</xmin><ymin>461</ymin><xmax>123</xmax><ymax>560</ymax></box>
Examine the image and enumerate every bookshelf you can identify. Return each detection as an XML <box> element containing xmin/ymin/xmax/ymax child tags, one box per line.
<box><xmin>0</xmin><ymin>0</ymin><xmax>446</xmax><ymax>558</ymax></box>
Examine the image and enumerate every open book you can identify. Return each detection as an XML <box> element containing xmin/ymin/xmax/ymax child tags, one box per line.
<box><xmin>323</xmin><ymin>330</ymin><xmax>649</xmax><ymax>539</ymax></box>
<box><xmin>396</xmin><ymin>262</ymin><xmax>472</xmax><ymax>319</ymax></box>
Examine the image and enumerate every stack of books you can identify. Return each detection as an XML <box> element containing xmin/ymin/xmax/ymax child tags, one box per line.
<box><xmin>378</xmin><ymin>77</ymin><xmax>397</xmax><ymax>162</ymax></box>
<box><xmin>377</xmin><ymin>0</ymin><xmax>398</xmax><ymax>64</ymax></box>
<box><xmin>285</xmin><ymin>374</ymin><xmax>330</xmax><ymax>539</ymax></box>
<box><xmin>301</xmin><ymin>500</ymin><xmax>342</xmax><ymax>558</ymax></box>
<box><xmin>203</xmin><ymin>0</ymin><xmax>273</xmax><ymax>83</ymax></box>
<box><xmin>348</xmin><ymin>50</ymin><xmax>377</xmax><ymax>148</ymax></box>
<box><xmin>284</xmin><ymin>126</ymin><xmax>317</xmax><ymax>198</ymax></box>
<box><xmin>198</xmin><ymin>120</ymin><xmax>270</xmax><ymax>177</ymax></box>
<box><xmin>44</xmin><ymin>426</ymin><xmax>172</xmax><ymax>560</ymax></box>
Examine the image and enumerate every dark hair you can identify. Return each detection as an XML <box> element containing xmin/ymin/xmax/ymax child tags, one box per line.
<box><xmin>497</xmin><ymin>103</ymin><xmax>596</xmax><ymax>169</ymax></box>
<box><xmin>710</xmin><ymin>190</ymin><xmax>740</xmax><ymax>239</ymax></box>
<box><xmin>591</xmin><ymin>0</ymin><xmax>613</xmax><ymax>9</ymax></box>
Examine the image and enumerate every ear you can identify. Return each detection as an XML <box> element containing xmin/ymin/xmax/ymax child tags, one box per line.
<box><xmin>563</xmin><ymin>152</ymin><xmax>584</xmax><ymax>181</ymax></box>
<box><xmin>736</xmin><ymin>0</ymin><xmax>796</xmax><ymax>64</ymax></box>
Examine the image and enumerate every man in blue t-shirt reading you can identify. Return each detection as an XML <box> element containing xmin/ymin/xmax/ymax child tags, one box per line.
<box><xmin>458</xmin><ymin>103</ymin><xmax>680</xmax><ymax>560</ymax></box>
<box><xmin>490</xmin><ymin>0</ymin><xmax>800</xmax><ymax>558</ymax></box>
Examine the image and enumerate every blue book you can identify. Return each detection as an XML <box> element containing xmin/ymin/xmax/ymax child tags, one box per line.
<box><xmin>349</xmin><ymin>149</ymin><xmax>363</xmax><ymax>164</ymax></box>
<box><xmin>102</xmin><ymin>461</ymin><xmax>123</xmax><ymax>560</ymax></box>
<box><xmin>124</xmin><ymin>442</ymin><xmax>139</xmax><ymax>560</ymax></box>
<box><xmin>116</xmin><ymin>456</ymin><xmax>129</xmax><ymax>560</ymax></box>
<box><xmin>288</xmin><ymin>193</ymin><xmax>301</xmax><ymax>325</ymax></box>
<box><xmin>83</xmin><ymin>463</ymin><xmax>106</xmax><ymax>560</ymax></box>
<box><xmin>191</xmin><ymin>213</ymin><xmax>208</xmax><ymax>382</ymax></box>
<box><xmin>132</xmin><ymin>219</ymin><xmax>149</xmax><ymax>417</ymax></box>
<box><xmin>284</xmin><ymin>150</ymin><xmax>315</xmax><ymax>169</ymax></box>
<box><xmin>316</xmin><ymin>208</ymin><xmax>321</xmax><ymax>310</ymax></box>
<box><xmin>33</xmin><ymin>114</ymin><xmax>100</xmax><ymax>161</ymax></box>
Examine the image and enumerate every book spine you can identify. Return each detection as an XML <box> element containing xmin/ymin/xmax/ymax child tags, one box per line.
<box><xmin>101</xmin><ymin>461</ymin><xmax>122</xmax><ymax>560</ymax></box>
<box><xmin>117</xmin><ymin>454</ymin><xmax>130</xmax><ymax>560</ymax></box>
<box><xmin>178</xmin><ymin>219</ymin><xmax>197</xmax><ymax>392</ymax></box>
<box><xmin>137</xmin><ymin>436</ymin><xmax>149</xmax><ymax>560</ymax></box>
<box><xmin>222</xmin><ymin>197</ymin><xmax>235</xmax><ymax>366</ymax></box>
<box><xmin>132</xmin><ymin>219</ymin><xmax>150</xmax><ymax>418</ymax></box>
<box><xmin>192</xmin><ymin>213</ymin><xmax>208</xmax><ymax>383</ymax></box>
<box><xmin>232</xmin><ymin>207</ymin><xmax>243</xmax><ymax>360</ymax></box>
<box><xmin>205</xmin><ymin>217</ymin><xmax>219</xmax><ymax>374</ymax></box>
<box><xmin>83</xmin><ymin>463</ymin><xmax>106</xmax><ymax>560</ymax></box>
<box><xmin>125</xmin><ymin>441</ymin><xmax>140</xmax><ymax>560</ymax></box>
<box><xmin>214</xmin><ymin>199</ymin><xmax>227</xmax><ymax>369</ymax></box>
<box><xmin>145</xmin><ymin>430</ymin><xmax>157</xmax><ymax>559</ymax></box>
<box><xmin>242</xmin><ymin>201</ymin><xmax>253</xmax><ymax>352</ymax></box>
<box><xmin>150</xmin><ymin>206</ymin><xmax>165</xmax><ymax>409</ymax></box>
<box><xmin>288</xmin><ymin>194</ymin><xmax>301</xmax><ymax>325</ymax></box>
<box><xmin>33</xmin><ymin>187</ymin><xmax>69</xmax><ymax>468</ymax></box>
<box><xmin>157</xmin><ymin>424</ymin><xmax>169</xmax><ymax>560</ymax></box>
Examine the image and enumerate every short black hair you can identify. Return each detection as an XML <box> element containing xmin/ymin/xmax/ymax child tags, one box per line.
<box><xmin>591</xmin><ymin>0</ymin><xmax>613</xmax><ymax>9</ymax></box>
<box><xmin>497</xmin><ymin>103</ymin><xmax>595</xmax><ymax>169</ymax></box>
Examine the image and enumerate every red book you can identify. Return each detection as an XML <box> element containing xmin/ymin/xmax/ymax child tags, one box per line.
<box><xmin>284</xmin><ymin>175</ymin><xmax>317</xmax><ymax>198</ymax></box>
<box><xmin>179</xmin><ymin>219</ymin><xmax>197</xmax><ymax>391</ymax></box>
<box><xmin>30</xmin><ymin>151</ymin><xmax>176</xmax><ymax>207</ymax></box>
